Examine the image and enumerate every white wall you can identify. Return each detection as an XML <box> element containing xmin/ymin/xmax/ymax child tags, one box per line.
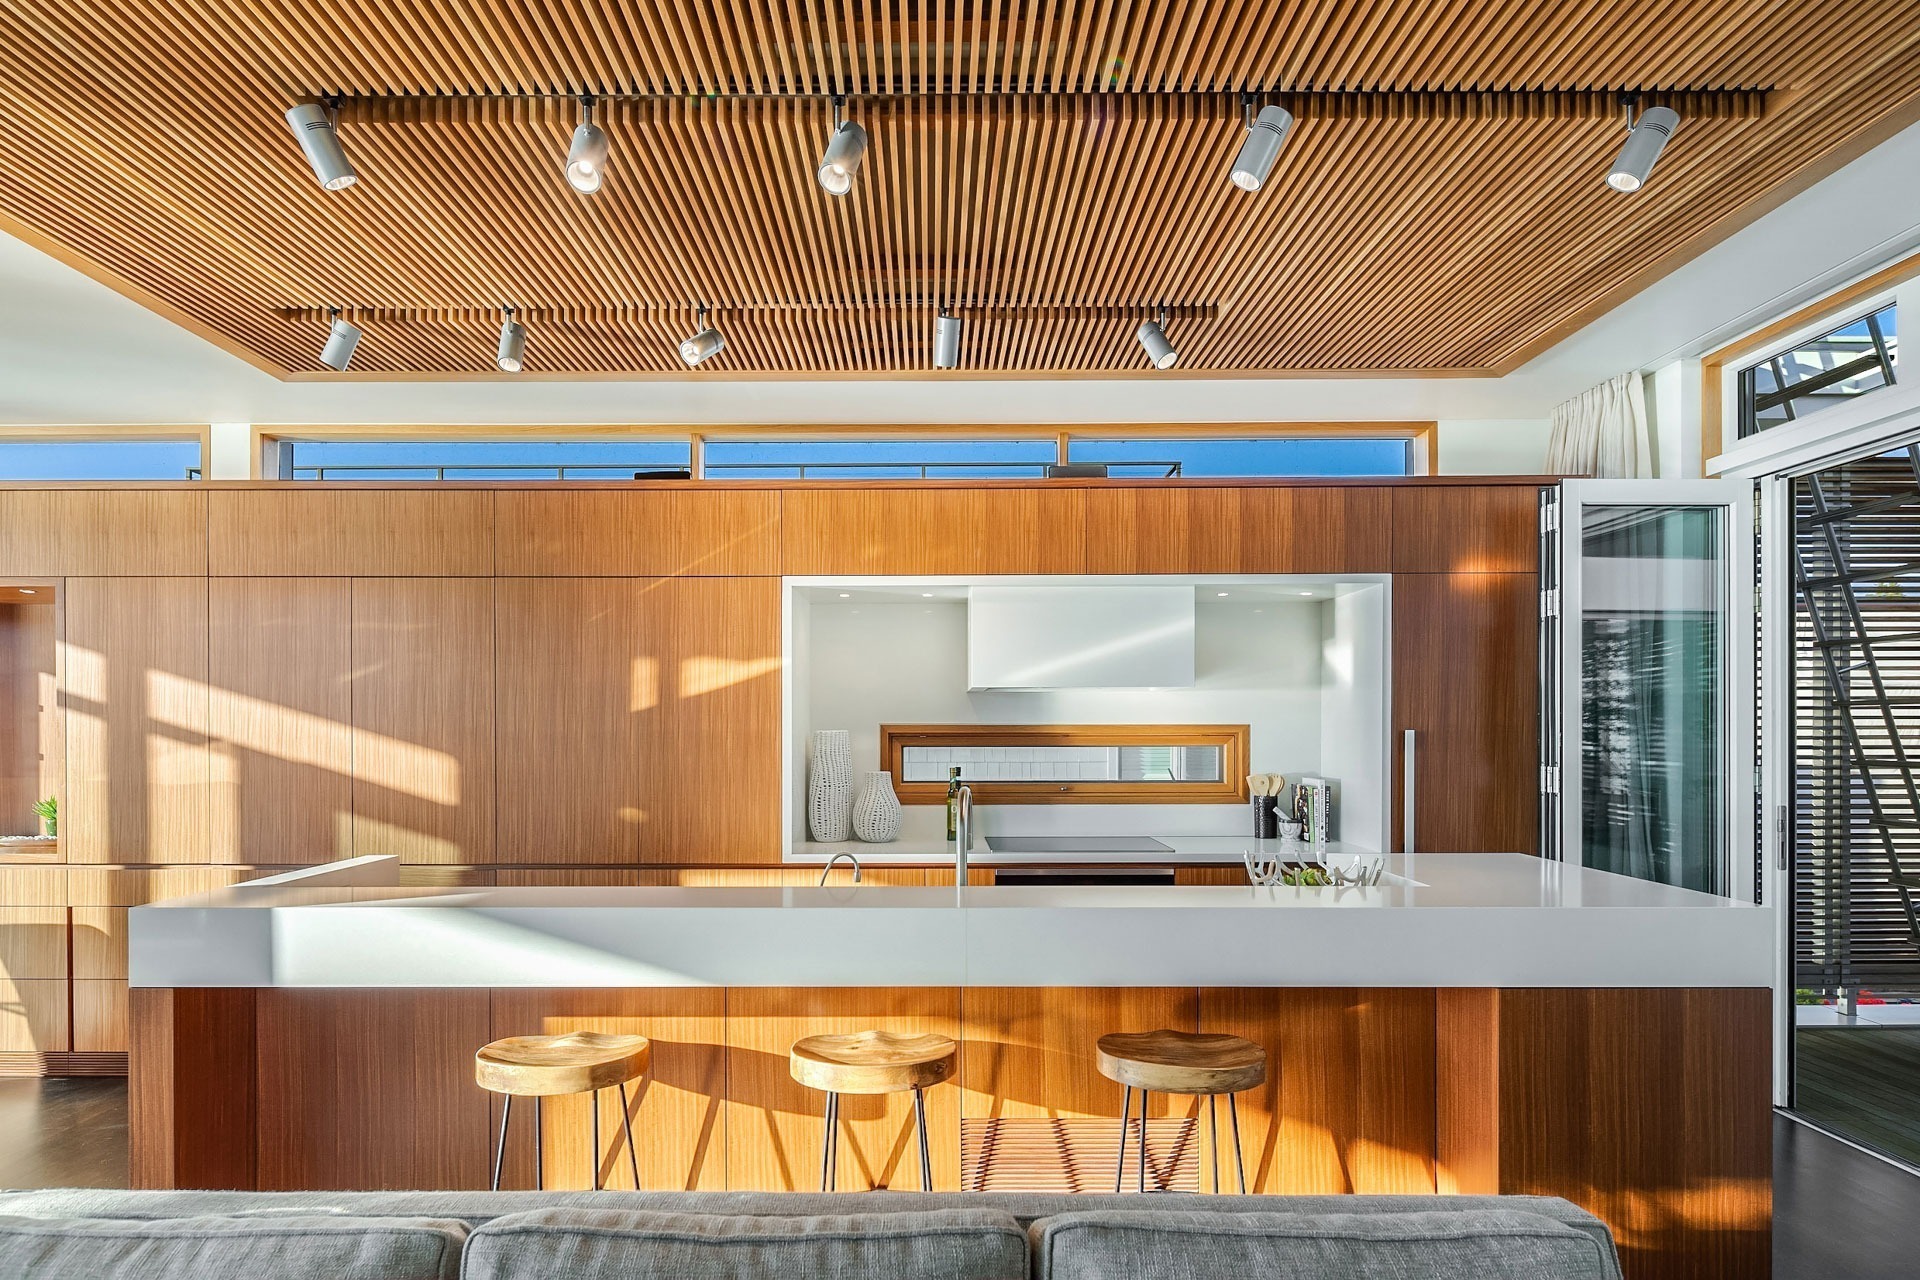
<box><xmin>1435</xmin><ymin>420</ymin><xmax>1552</xmax><ymax>474</ymax></box>
<box><xmin>799</xmin><ymin>596</ymin><xmax>1364</xmax><ymax>844</ymax></box>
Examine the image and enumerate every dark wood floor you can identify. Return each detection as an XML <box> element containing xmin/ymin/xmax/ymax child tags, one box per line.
<box><xmin>1795</xmin><ymin>1026</ymin><xmax>1920</xmax><ymax>1169</ymax></box>
<box><xmin>2</xmin><ymin>1080</ymin><xmax>1917</xmax><ymax>1276</ymax></box>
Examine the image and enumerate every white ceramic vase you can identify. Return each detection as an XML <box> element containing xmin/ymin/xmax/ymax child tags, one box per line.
<box><xmin>807</xmin><ymin>730</ymin><xmax>853</xmax><ymax>842</ymax></box>
<box><xmin>851</xmin><ymin>771</ymin><xmax>902</xmax><ymax>843</ymax></box>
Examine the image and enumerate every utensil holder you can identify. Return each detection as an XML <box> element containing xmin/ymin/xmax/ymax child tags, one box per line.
<box><xmin>1251</xmin><ymin>795</ymin><xmax>1279</xmax><ymax>839</ymax></box>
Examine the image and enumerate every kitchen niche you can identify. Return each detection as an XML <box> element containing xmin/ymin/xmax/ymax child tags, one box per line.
<box><xmin>0</xmin><ymin>583</ymin><xmax>62</xmax><ymax>862</ymax></box>
<box><xmin>785</xmin><ymin>577</ymin><xmax>1390</xmax><ymax>853</ymax></box>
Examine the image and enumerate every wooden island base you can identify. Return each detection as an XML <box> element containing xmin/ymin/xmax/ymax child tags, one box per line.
<box><xmin>132</xmin><ymin>984</ymin><xmax>1770</xmax><ymax>1280</ymax></box>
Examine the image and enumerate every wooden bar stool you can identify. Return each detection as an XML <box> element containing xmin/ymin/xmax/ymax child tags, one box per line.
<box><xmin>1097</xmin><ymin>1030</ymin><xmax>1266</xmax><ymax>1194</ymax></box>
<box><xmin>476</xmin><ymin>1030</ymin><xmax>651</xmax><ymax>1191</ymax></box>
<box><xmin>790</xmin><ymin>1030</ymin><xmax>956</xmax><ymax>1191</ymax></box>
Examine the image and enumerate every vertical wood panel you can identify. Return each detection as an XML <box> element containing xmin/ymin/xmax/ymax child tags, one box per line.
<box><xmin>350</xmin><ymin>579</ymin><xmax>495</xmax><ymax>864</ymax></box>
<box><xmin>960</xmin><ymin>987</ymin><xmax>1195</xmax><ymax>1121</ymax></box>
<box><xmin>727</xmin><ymin>987</ymin><xmax>963</xmax><ymax>1192</ymax></box>
<box><xmin>1391</xmin><ymin>572</ymin><xmax>1538</xmax><ymax>854</ymax></box>
<box><xmin>782</xmin><ymin>490</ymin><xmax>1087</xmax><ymax>574</ymax></box>
<box><xmin>1083</xmin><ymin>487</ymin><xmax>1394</xmax><ymax>573</ymax></box>
<box><xmin>0</xmin><ymin>491</ymin><xmax>207</xmax><ymax>577</ymax></box>
<box><xmin>208</xmin><ymin>578</ymin><xmax>353</xmax><ymax>864</ymax></box>
<box><xmin>255</xmin><ymin>989</ymin><xmax>492</xmax><ymax>1190</ymax></box>
<box><xmin>71</xmin><ymin>905</ymin><xmax>126</xmax><ymax>979</ymax></box>
<box><xmin>0</xmin><ymin>977</ymin><xmax>67</xmax><ymax>1050</ymax></box>
<box><xmin>1490</xmin><ymin>988</ymin><xmax>1772</xmax><ymax>1280</ymax></box>
<box><xmin>495</xmin><ymin>578</ymin><xmax>781</xmax><ymax>864</ymax></box>
<box><xmin>209</xmin><ymin>490</ymin><xmax>492</xmax><ymax>576</ymax></box>
<box><xmin>1199</xmin><ymin>987</ymin><xmax>1436</xmax><ymax>1194</ymax></box>
<box><xmin>0</xmin><ymin>908</ymin><xmax>68</xmax><ymax>979</ymax></box>
<box><xmin>488</xmin><ymin>988</ymin><xmax>727</xmax><ymax>1191</ymax></box>
<box><xmin>494</xmin><ymin>490</ymin><xmax>780</xmax><ymax>576</ymax></box>
<box><xmin>1392</xmin><ymin>486</ymin><xmax>1541</xmax><ymax>573</ymax></box>
<box><xmin>74</xmin><ymin>978</ymin><xmax>128</xmax><ymax>1051</ymax></box>
<box><xmin>129</xmin><ymin>986</ymin><xmax>257</xmax><ymax>1189</ymax></box>
<box><xmin>1434</xmin><ymin>987</ymin><xmax>1500</xmax><ymax>1195</ymax></box>
<box><xmin>64</xmin><ymin>578</ymin><xmax>211</xmax><ymax>864</ymax></box>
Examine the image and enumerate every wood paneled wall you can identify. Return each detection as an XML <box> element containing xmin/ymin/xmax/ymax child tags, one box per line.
<box><xmin>3</xmin><ymin>480</ymin><xmax>1543</xmax><ymax>1064</ymax></box>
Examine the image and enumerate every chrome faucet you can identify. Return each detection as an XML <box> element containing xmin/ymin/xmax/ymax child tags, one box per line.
<box><xmin>954</xmin><ymin>784</ymin><xmax>973</xmax><ymax>887</ymax></box>
<box><xmin>818</xmin><ymin>851</ymin><xmax>862</xmax><ymax>886</ymax></box>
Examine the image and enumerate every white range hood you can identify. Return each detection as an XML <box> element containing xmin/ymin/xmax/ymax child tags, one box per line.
<box><xmin>966</xmin><ymin>584</ymin><xmax>1196</xmax><ymax>689</ymax></box>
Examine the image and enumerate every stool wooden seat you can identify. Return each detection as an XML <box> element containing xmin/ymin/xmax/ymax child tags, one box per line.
<box><xmin>1096</xmin><ymin>1030</ymin><xmax>1265</xmax><ymax>1195</ymax></box>
<box><xmin>475</xmin><ymin>1031</ymin><xmax>651</xmax><ymax>1192</ymax></box>
<box><xmin>790</xmin><ymin>1030</ymin><xmax>956</xmax><ymax>1191</ymax></box>
<box><xmin>1096</xmin><ymin>1030</ymin><xmax>1266</xmax><ymax>1095</ymax></box>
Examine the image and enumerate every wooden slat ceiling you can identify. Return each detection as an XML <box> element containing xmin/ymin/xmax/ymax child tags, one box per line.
<box><xmin>1</xmin><ymin>1</ymin><xmax>1918</xmax><ymax>378</ymax></box>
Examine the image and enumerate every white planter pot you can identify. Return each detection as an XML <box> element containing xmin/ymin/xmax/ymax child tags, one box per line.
<box><xmin>807</xmin><ymin>730</ymin><xmax>853</xmax><ymax>842</ymax></box>
<box><xmin>851</xmin><ymin>771</ymin><xmax>902</xmax><ymax>843</ymax></box>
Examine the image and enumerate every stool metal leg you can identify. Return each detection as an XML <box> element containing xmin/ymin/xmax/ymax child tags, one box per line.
<box><xmin>490</xmin><ymin>1094</ymin><xmax>512</xmax><ymax>1191</ymax></box>
<box><xmin>533</xmin><ymin>1097</ymin><xmax>544</xmax><ymax>1191</ymax></box>
<box><xmin>1229</xmin><ymin>1092</ymin><xmax>1246</xmax><ymax>1194</ymax></box>
<box><xmin>591</xmin><ymin>1089</ymin><xmax>602</xmax><ymax>1190</ymax></box>
<box><xmin>914</xmin><ymin>1085</ymin><xmax>932</xmax><ymax>1192</ymax></box>
<box><xmin>1137</xmin><ymin>1090</ymin><xmax>1149</xmax><ymax>1193</ymax></box>
<box><xmin>1209</xmin><ymin>1095</ymin><xmax>1221</xmax><ymax>1194</ymax></box>
<box><xmin>820</xmin><ymin>1092</ymin><xmax>839</xmax><ymax>1192</ymax></box>
<box><xmin>619</xmin><ymin>1081</ymin><xmax>641</xmax><ymax>1190</ymax></box>
<box><xmin>1114</xmin><ymin>1086</ymin><xmax>1132</xmax><ymax>1193</ymax></box>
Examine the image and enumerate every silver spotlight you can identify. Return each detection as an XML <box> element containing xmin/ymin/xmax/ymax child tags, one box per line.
<box><xmin>680</xmin><ymin>306</ymin><xmax>725</xmax><ymax>367</ymax></box>
<box><xmin>817</xmin><ymin>100</ymin><xmax>868</xmax><ymax>195</ymax></box>
<box><xmin>1229</xmin><ymin>103</ymin><xmax>1294</xmax><ymax>192</ymax></box>
<box><xmin>933</xmin><ymin>309</ymin><xmax>962</xmax><ymax>369</ymax></box>
<box><xmin>1136</xmin><ymin>309</ymin><xmax>1178</xmax><ymax>370</ymax></box>
<box><xmin>1607</xmin><ymin>103</ymin><xmax>1680</xmax><ymax>193</ymax></box>
<box><xmin>566</xmin><ymin>98</ymin><xmax>610</xmax><ymax>194</ymax></box>
<box><xmin>285</xmin><ymin>101</ymin><xmax>357</xmax><ymax>191</ymax></box>
<box><xmin>496</xmin><ymin>306</ymin><xmax>527</xmax><ymax>373</ymax></box>
<box><xmin>319</xmin><ymin>308</ymin><xmax>362</xmax><ymax>370</ymax></box>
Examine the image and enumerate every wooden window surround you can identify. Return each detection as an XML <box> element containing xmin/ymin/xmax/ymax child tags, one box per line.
<box><xmin>880</xmin><ymin>724</ymin><xmax>1250</xmax><ymax>805</ymax></box>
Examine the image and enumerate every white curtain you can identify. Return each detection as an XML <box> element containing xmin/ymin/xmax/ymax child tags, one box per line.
<box><xmin>1545</xmin><ymin>371</ymin><xmax>1654</xmax><ymax>477</ymax></box>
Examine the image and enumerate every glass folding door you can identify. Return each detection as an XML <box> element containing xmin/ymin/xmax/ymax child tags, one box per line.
<box><xmin>1789</xmin><ymin>445</ymin><xmax>1920</xmax><ymax>1167</ymax></box>
<box><xmin>1544</xmin><ymin>481</ymin><xmax>1755</xmax><ymax>898</ymax></box>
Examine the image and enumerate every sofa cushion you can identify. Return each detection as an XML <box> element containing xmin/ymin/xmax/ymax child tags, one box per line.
<box><xmin>0</xmin><ymin>1212</ymin><xmax>466</xmax><ymax>1280</ymax></box>
<box><xmin>1032</xmin><ymin>1208</ymin><xmax>1616</xmax><ymax>1280</ymax></box>
<box><xmin>463</xmin><ymin>1207</ymin><xmax>1027</xmax><ymax>1279</ymax></box>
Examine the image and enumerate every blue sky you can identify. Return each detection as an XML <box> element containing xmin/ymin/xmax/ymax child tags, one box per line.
<box><xmin>0</xmin><ymin>435</ymin><xmax>1410</xmax><ymax>480</ymax></box>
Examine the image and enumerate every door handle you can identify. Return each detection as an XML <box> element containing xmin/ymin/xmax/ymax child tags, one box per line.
<box><xmin>1402</xmin><ymin>729</ymin><xmax>1417</xmax><ymax>855</ymax></box>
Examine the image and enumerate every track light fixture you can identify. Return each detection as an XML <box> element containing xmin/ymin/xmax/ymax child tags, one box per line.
<box><xmin>319</xmin><ymin>307</ymin><xmax>362</xmax><ymax>370</ymax></box>
<box><xmin>1229</xmin><ymin>100</ymin><xmax>1294</xmax><ymax>192</ymax></box>
<box><xmin>679</xmin><ymin>306</ymin><xmax>725</xmax><ymax>367</ymax></box>
<box><xmin>1135</xmin><ymin>307</ymin><xmax>1178</xmax><ymax>370</ymax></box>
<box><xmin>933</xmin><ymin>309</ymin><xmax>962</xmax><ymax>369</ymax></box>
<box><xmin>496</xmin><ymin>305</ymin><xmax>527</xmax><ymax>373</ymax></box>
<box><xmin>1607</xmin><ymin>98</ymin><xmax>1680</xmax><ymax>193</ymax></box>
<box><xmin>285</xmin><ymin>100</ymin><xmax>357</xmax><ymax>191</ymax></box>
<box><xmin>817</xmin><ymin>97</ymin><xmax>868</xmax><ymax>196</ymax></box>
<box><xmin>566</xmin><ymin>96</ymin><xmax>610</xmax><ymax>194</ymax></box>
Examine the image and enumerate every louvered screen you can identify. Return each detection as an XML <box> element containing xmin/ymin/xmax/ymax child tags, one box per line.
<box><xmin>1792</xmin><ymin>446</ymin><xmax>1920</xmax><ymax>993</ymax></box>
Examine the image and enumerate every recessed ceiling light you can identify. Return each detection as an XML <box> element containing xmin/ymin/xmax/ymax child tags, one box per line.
<box><xmin>921</xmin><ymin>592</ymin><xmax>934</xmax><ymax>598</ymax></box>
<box><xmin>838</xmin><ymin>592</ymin><xmax>851</xmax><ymax>598</ymax></box>
<box><xmin>19</xmin><ymin>589</ymin><xmax>35</xmax><ymax>595</ymax></box>
<box><xmin>1298</xmin><ymin>590</ymin><xmax>1313</xmax><ymax>596</ymax></box>
<box><xmin>1216</xmin><ymin>591</ymin><xmax>1230</xmax><ymax>597</ymax></box>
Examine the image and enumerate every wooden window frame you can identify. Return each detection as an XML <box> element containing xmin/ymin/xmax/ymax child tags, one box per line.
<box><xmin>880</xmin><ymin>723</ymin><xmax>1250</xmax><ymax>805</ymax></box>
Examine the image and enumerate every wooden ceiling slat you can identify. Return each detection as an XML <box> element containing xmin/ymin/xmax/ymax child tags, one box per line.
<box><xmin>3</xmin><ymin>0</ymin><xmax>1919</xmax><ymax>376</ymax></box>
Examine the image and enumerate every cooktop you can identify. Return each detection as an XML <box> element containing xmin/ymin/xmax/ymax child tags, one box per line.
<box><xmin>981</xmin><ymin>836</ymin><xmax>1175</xmax><ymax>854</ymax></box>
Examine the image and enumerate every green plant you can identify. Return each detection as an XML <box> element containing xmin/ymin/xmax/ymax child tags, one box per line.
<box><xmin>31</xmin><ymin>796</ymin><xmax>55</xmax><ymax>839</ymax></box>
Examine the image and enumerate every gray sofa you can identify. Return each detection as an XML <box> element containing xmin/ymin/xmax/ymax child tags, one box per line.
<box><xmin>0</xmin><ymin>1189</ymin><xmax>1623</xmax><ymax>1278</ymax></box>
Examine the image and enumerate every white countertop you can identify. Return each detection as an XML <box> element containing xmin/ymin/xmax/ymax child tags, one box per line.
<box><xmin>129</xmin><ymin>852</ymin><xmax>1773</xmax><ymax>990</ymax></box>
<box><xmin>788</xmin><ymin>836</ymin><xmax>1379</xmax><ymax>864</ymax></box>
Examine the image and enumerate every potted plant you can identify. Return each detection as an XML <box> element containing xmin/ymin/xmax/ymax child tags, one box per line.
<box><xmin>31</xmin><ymin>797</ymin><xmax>55</xmax><ymax>839</ymax></box>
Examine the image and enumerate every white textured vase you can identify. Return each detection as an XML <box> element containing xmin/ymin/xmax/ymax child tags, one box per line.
<box><xmin>851</xmin><ymin>771</ymin><xmax>902</xmax><ymax>843</ymax></box>
<box><xmin>807</xmin><ymin>730</ymin><xmax>853</xmax><ymax>842</ymax></box>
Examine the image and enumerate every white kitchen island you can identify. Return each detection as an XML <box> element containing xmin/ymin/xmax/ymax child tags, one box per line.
<box><xmin>129</xmin><ymin>852</ymin><xmax>1770</xmax><ymax>990</ymax></box>
<box><xmin>126</xmin><ymin>851</ymin><xmax>1773</xmax><ymax>1280</ymax></box>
